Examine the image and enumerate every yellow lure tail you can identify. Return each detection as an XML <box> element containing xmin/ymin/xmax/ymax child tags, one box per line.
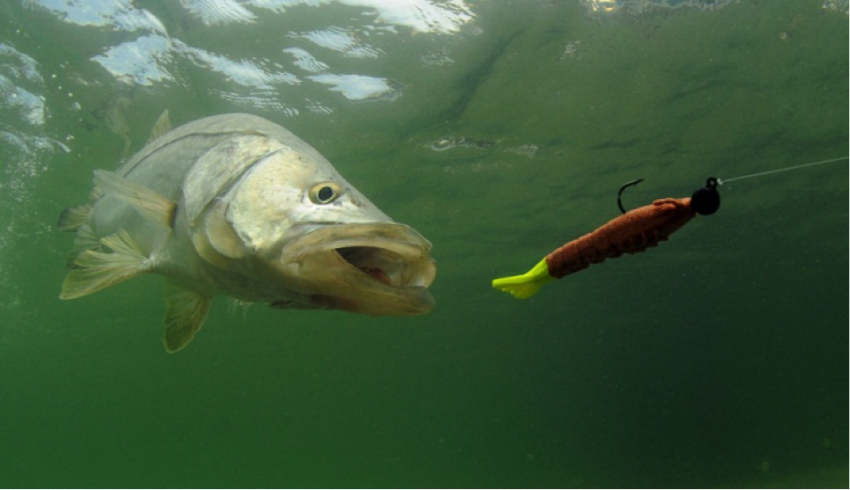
<box><xmin>491</xmin><ymin>258</ymin><xmax>555</xmax><ymax>299</ymax></box>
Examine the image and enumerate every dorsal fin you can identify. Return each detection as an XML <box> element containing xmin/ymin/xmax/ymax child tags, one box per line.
<box><xmin>147</xmin><ymin>109</ymin><xmax>172</xmax><ymax>144</ymax></box>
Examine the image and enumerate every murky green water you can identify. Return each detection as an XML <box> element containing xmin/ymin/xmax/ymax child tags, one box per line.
<box><xmin>1</xmin><ymin>0</ymin><xmax>847</xmax><ymax>487</ymax></box>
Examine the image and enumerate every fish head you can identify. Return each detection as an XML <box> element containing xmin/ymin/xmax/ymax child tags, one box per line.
<box><xmin>192</xmin><ymin>144</ymin><xmax>435</xmax><ymax>315</ymax></box>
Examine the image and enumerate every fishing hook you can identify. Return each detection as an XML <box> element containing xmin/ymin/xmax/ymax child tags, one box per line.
<box><xmin>617</xmin><ymin>178</ymin><xmax>644</xmax><ymax>214</ymax></box>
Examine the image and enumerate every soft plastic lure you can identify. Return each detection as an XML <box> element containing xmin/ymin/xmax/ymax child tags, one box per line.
<box><xmin>492</xmin><ymin>178</ymin><xmax>721</xmax><ymax>299</ymax></box>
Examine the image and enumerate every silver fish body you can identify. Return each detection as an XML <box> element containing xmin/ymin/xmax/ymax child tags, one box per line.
<box><xmin>59</xmin><ymin>113</ymin><xmax>435</xmax><ymax>352</ymax></box>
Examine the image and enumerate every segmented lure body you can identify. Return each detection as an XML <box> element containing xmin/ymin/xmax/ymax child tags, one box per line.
<box><xmin>545</xmin><ymin>197</ymin><xmax>695</xmax><ymax>279</ymax></box>
<box><xmin>492</xmin><ymin>179</ymin><xmax>719</xmax><ymax>299</ymax></box>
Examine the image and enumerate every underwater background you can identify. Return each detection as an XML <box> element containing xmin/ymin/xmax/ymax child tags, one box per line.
<box><xmin>1</xmin><ymin>0</ymin><xmax>847</xmax><ymax>487</ymax></box>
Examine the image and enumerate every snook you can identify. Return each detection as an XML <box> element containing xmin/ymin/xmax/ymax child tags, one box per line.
<box><xmin>58</xmin><ymin>113</ymin><xmax>436</xmax><ymax>352</ymax></box>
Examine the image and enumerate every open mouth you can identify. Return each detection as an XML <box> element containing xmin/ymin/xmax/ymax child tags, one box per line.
<box><xmin>282</xmin><ymin>222</ymin><xmax>436</xmax><ymax>290</ymax></box>
<box><xmin>277</xmin><ymin>222</ymin><xmax>436</xmax><ymax>315</ymax></box>
<box><xmin>337</xmin><ymin>246</ymin><xmax>416</xmax><ymax>287</ymax></box>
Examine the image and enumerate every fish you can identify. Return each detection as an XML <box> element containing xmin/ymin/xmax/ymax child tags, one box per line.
<box><xmin>58</xmin><ymin>112</ymin><xmax>436</xmax><ymax>352</ymax></box>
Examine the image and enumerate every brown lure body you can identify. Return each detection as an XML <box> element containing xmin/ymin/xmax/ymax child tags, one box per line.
<box><xmin>545</xmin><ymin>197</ymin><xmax>695</xmax><ymax>279</ymax></box>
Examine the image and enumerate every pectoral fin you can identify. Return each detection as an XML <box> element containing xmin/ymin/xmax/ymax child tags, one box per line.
<box><xmin>94</xmin><ymin>170</ymin><xmax>176</xmax><ymax>229</ymax></box>
<box><xmin>163</xmin><ymin>284</ymin><xmax>212</xmax><ymax>353</ymax></box>
<box><xmin>190</xmin><ymin>199</ymin><xmax>247</xmax><ymax>269</ymax></box>
<box><xmin>203</xmin><ymin>199</ymin><xmax>247</xmax><ymax>259</ymax></box>
<box><xmin>60</xmin><ymin>230</ymin><xmax>150</xmax><ymax>299</ymax></box>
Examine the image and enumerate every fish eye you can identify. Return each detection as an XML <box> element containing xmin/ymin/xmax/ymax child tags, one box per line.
<box><xmin>309</xmin><ymin>182</ymin><xmax>342</xmax><ymax>204</ymax></box>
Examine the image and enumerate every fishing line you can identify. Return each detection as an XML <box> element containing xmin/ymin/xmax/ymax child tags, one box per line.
<box><xmin>718</xmin><ymin>156</ymin><xmax>848</xmax><ymax>185</ymax></box>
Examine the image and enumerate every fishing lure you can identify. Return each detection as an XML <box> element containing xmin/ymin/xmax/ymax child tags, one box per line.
<box><xmin>492</xmin><ymin>178</ymin><xmax>721</xmax><ymax>299</ymax></box>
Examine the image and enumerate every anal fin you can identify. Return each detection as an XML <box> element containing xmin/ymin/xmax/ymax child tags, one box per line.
<box><xmin>164</xmin><ymin>284</ymin><xmax>212</xmax><ymax>353</ymax></box>
<box><xmin>60</xmin><ymin>230</ymin><xmax>150</xmax><ymax>300</ymax></box>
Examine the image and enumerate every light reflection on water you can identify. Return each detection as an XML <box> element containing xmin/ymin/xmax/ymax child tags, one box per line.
<box><xmin>24</xmin><ymin>0</ymin><xmax>475</xmax><ymax>110</ymax></box>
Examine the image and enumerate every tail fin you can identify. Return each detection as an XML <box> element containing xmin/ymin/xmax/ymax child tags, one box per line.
<box><xmin>491</xmin><ymin>258</ymin><xmax>554</xmax><ymax>299</ymax></box>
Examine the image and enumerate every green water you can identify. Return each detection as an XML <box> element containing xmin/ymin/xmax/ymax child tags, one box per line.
<box><xmin>1</xmin><ymin>0</ymin><xmax>847</xmax><ymax>487</ymax></box>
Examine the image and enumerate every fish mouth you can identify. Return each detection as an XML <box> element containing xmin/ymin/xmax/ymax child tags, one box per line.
<box><xmin>278</xmin><ymin>222</ymin><xmax>436</xmax><ymax>315</ymax></box>
<box><xmin>335</xmin><ymin>246</ymin><xmax>430</xmax><ymax>288</ymax></box>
